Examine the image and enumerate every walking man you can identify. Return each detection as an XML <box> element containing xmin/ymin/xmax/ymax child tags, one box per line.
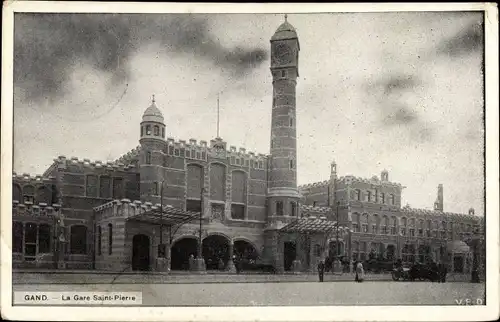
<box><xmin>317</xmin><ymin>260</ymin><xmax>325</xmax><ymax>282</ymax></box>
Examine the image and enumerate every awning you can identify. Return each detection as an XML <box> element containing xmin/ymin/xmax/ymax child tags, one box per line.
<box><xmin>447</xmin><ymin>240</ymin><xmax>470</xmax><ymax>253</ymax></box>
<box><xmin>279</xmin><ymin>217</ymin><xmax>349</xmax><ymax>234</ymax></box>
<box><xmin>126</xmin><ymin>205</ymin><xmax>200</xmax><ymax>226</ymax></box>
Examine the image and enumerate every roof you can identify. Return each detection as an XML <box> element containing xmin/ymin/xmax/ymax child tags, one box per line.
<box><xmin>126</xmin><ymin>205</ymin><xmax>200</xmax><ymax>226</ymax></box>
<box><xmin>447</xmin><ymin>240</ymin><xmax>470</xmax><ymax>253</ymax></box>
<box><xmin>279</xmin><ymin>217</ymin><xmax>350</xmax><ymax>234</ymax></box>
<box><xmin>142</xmin><ymin>101</ymin><xmax>164</xmax><ymax>123</ymax></box>
<box><xmin>271</xmin><ymin>19</ymin><xmax>298</xmax><ymax>41</ymax></box>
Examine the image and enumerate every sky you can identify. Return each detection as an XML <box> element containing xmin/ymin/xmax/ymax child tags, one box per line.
<box><xmin>12</xmin><ymin>12</ymin><xmax>484</xmax><ymax>215</ymax></box>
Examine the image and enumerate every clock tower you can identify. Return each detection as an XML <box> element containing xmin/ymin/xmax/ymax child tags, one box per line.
<box><xmin>267</xmin><ymin>16</ymin><xmax>301</xmax><ymax>220</ymax></box>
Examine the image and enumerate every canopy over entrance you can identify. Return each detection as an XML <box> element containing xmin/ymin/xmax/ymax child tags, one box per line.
<box><xmin>447</xmin><ymin>240</ymin><xmax>470</xmax><ymax>253</ymax></box>
<box><xmin>126</xmin><ymin>205</ymin><xmax>200</xmax><ymax>226</ymax></box>
<box><xmin>279</xmin><ymin>217</ymin><xmax>350</xmax><ymax>234</ymax></box>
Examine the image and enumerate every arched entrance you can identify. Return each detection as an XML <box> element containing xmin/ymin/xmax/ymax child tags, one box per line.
<box><xmin>234</xmin><ymin>240</ymin><xmax>258</xmax><ymax>261</ymax></box>
<box><xmin>328</xmin><ymin>241</ymin><xmax>344</xmax><ymax>259</ymax></box>
<box><xmin>283</xmin><ymin>241</ymin><xmax>296</xmax><ymax>271</ymax></box>
<box><xmin>171</xmin><ymin>237</ymin><xmax>198</xmax><ymax>270</ymax></box>
<box><xmin>203</xmin><ymin>235</ymin><xmax>230</xmax><ymax>270</ymax></box>
<box><xmin>132</xmin><ymin>234</ymin><xmax>150</xmax><ymax>271</ymax></box>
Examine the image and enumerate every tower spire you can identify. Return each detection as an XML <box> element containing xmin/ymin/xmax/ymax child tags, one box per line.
<box><xmin>152</xmin><ymin>94</ymin><xmax>155</xmax><ymax>104</ymax></box>
<box><xmin>284</xmin><ymin>14</ymin><xmax>288</xmax><ymax>22</ymax></box>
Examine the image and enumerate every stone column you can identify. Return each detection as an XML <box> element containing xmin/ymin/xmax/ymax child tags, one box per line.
<box><xmin>226</xmin><ymin>240</ymin><xmax>236</xmax><ymax>273</ymax></box>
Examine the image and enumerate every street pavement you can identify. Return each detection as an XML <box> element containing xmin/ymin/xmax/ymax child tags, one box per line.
<box><xmin>12</xmin><ymin>280</ymin><xmax>485</xmax><ymax>306</ymax></box>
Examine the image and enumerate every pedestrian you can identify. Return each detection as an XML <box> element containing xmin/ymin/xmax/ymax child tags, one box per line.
<box><xmin>188</xmin><ymin>254</ymin><xmax>194</xmax><ymax>271</ymax></box>
<box><xmin>355</xmin><ymin>260</ymin><xmax>364</xmax><ymax>282</ymax></box>
<box><xmin>317</xmin><ymin>260</ymin><xmax>325</xmax><ymax>282</ymax></box>
<box><xmin>233</xmin><ymin>255</ymin><xmax>240</xmax><ymax>274</ymax></box>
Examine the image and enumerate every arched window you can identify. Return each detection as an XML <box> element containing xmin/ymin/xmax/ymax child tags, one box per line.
<box><xmin>418</xmin><ymin>219</ymin><xmax>424</xmax><ymax>236</ymax></box>
<box><xmin>355</xmin><ymin>189</ymin><xmax>361</xmax><ymax>201</ymax></box>
<box><xmin>86</xmin><ymin>175</ymin><xmax>98</xmax><ymax>197</ymax></box>
<box><xmin>361</xmin><ymin>214</ymin><xmax>369</xmax><ymax>233</ymax></box>
<box><xmin>210</xmin><ymin>163</ymin><xmax>226</xmax><ymax>201</ymax></box>
<box><xmin>161</xmin><ymin>127</ymin><xmax>165</xmax><ymax>138</ymax></box>
<box><xmin>290</xmin><ymin>201</ymin><xmax>297</xmax><ymax>217</ymax></box>
<box><xmin>13</xmin><ymin>184</ymin><xmax>22</xmax><ymax>202</ymax></box>
<box><xmin>366</xmin><ymin>191</ymin><xmax>372</xmax><ymax>202</ymax></box>
<box><xmin>352</xmin><ymin>213</ymin><xmax>360</xmax><ymax>232</ymax></box>
<box><xmin>112</xmin><ymin>177</ymin><xmax>124</xmax><ymax>199</ymax></box>
<box><xmin>390</xmin><ymin>194</ymin><xmax>395</xmax><ymax>205</ymax></box>
<box><xmin>231</xmin><ymin>171</ymin><xmax>247</xmax><ymax>220</ymax></box>
<box><xmin>400</xmin><ymin>217</ymin><xmax>407</xmax><ymax>236</ymax></box>
<box><xmin>99</xmin><ymin>176</ymin><xmax>111</xmax><ymax>199</ymax></box>
<box><xmin>70</xmin><ymin>225</ymin><xmax>88</xmax><ymax>254</ymax></box>
<box><xmin>289</xmin><ymin>158</ymin><xmax>295</xmax><ymax>169</ymax></box>
<box><xmin>154</xmin><ymin>125</ymin><xmax>160</xmax><ymax>136</ymax></box>
<box><xmin>391</xmin><ymin>217</ymin><xmax>397</xmax><ymax>235</ymax></box>
<box><xmin>281</xmin><ymin>70</ymin><xmax>286</xmax><ymax>77</ymax></box>
<box><xmin>186</xmin><ymin>164</ymin><xmax>203</xmax><ymax>212</ymax></box>
<box><xmin>381</xmin><ymin>215</ymin><xmax>389</xmax><ymax>234</ymax></box>
<box><xmin>372</xmin><ymin>214</ymin><xmax>379</xmax><ymax>234</ymax></box>
<box><xmin>146</xmin><ymin>125</ymin><xmax>151</xmax><ymax>135</ymax></box>
<box><xmin>380</xmin><ymin>193</ymin><xmax>385</xmax><ymax>204</ymax></box>
<box><xmin>146</xmin><ymin>151</ymin><xmax>152</xmax><ymax>164</ymax></box>
<box><xmin>153</xmin><ymin>181</ymin><xmax>159</xmax><ymax>195</ymax></box>
<box><xmin>409</xmin><ymin>218</ymin><xmax>416</xmax><ymax>237</ymax></box>
<box><xmin>23</xmin><ymin>185</ymin><xmax>35</xmax><ymax>204</ymax></box>
<box><xmin>36</xmin><ymin>186</ymin><xmax>51</xmax><ymax>204</ymax></box>
<box><xmin>276</xmin><ymin>201</ymin><xmax>284</xmax><ymax>216</ymax></box>
<box><xmin>108</xmin><ymin>223</ymin><xmax>113</xmax><ymax>255</ymax></box>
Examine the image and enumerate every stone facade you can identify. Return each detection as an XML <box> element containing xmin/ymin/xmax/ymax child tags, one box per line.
<box><xmin>11</xmin><ymin>18</ymin><xmax>483</xmax><ymax>274</ymax></box>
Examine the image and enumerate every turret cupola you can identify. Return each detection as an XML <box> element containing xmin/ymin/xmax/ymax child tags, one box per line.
<box><xmin>140</xmin><ymin>95</ymin><xmax>166</xmax><ymax>141</ymax></box>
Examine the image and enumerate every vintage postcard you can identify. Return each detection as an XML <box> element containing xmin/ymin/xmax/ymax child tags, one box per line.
<box><xmin>1</xmin><ymin>1</ymin><xmax>499</xmax><ymax>321</ymax></box>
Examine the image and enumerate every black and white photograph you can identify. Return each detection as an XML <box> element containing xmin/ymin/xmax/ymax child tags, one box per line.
<box><xmin>1</xmin><ymin>2</ymin><xmax>498</xmax><ymax>321</ymax></box>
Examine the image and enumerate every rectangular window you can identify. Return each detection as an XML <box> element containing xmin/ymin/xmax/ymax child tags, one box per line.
<box><xmin>146</xmin><ymin>151</ymin><xmax>152</xmax><ymax>164</ymax></box>
<box><xmin>409</xmin><ymin>229</ymin><xmax>415</xmax><ymax>237</ymax></box>
<box><xmin>362</xmin><ymin>224</ymin><xmax>368</xmax><ymax>233</ymax></box>
<box><xmin>400</xmin><ymin>228</ymin><xmax>406</xmax><ymax>236</ymax></box>
<box><xmin>258</xmin><ymin>161</ymin><xmax>263</xmax><ymax>169</ymax></box>
<box><xmin>174</xmin><ymin>149</ymin><xmax>180</xmax><ymax>156</ymax></box>
<box><xmin>352</xmin><ymin>223</ymin><xmax>359</xmax><ymax>232</ymax></box>
<box><xmin>180</xmin><ymin>149</ymin><xmax>185</xmax><ymax>158</ymax></box>
<box><xmin>372</xmin><ymin>224</ymin><xmax>377</xmax><ymax>234</ymax></box>
<box><xmin>236</xmin><ymin>158</ymin><xmax>240</xmax><ymax>165</ymax></box>
<box><xmin>168</xmin><ymin>146</ymin><xmax>174</xmax><ymax>155</ymax></box>
<box><xmin>276</xmin><ymin>201</ymin><xmax>284</xmax><ymax>216</ymax></box>
<box><xmin>231</xmin><ymin>204</ymin><xmax>245</xmax><ymax>220</ymax></box>
<box><xmin>186</xmin><ymin>150</ymin><xmax>191</xmax><ymax>158</ymax></box>
<box><xmin>201</xmin><ymin>152</ymin><xmax>206</xmax><ymax>160</ymax></box>
<box><xmin>24</xmin><ymin>222</ymin><xmax>37</xmax><ymax>260</ymax></box>
<box><xmin>290</xmin><ymin>159</ymin><xmax>295</xmax><ymax>169</ymax></box>
<box><xmin>196</xmin><ymin>152</ymin><xmax>201</xmax><ymax>159</ymax></box>
<box><xmin>38</xmin><ymin>224</ymin><xmax>51</xmax><ymax>253</ymax></box>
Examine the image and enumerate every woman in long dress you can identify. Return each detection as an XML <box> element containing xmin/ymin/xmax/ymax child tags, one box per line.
<box><xmin>355</xmin><ymin>261</ymin><xmax>365</xmax><ymax>282</ymax></box>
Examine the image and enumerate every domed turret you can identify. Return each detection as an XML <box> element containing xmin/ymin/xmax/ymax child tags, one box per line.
<box><xmin>271</xmin><ymin>15</ymin><xmax>298</xmax><ymax>41</ymax></box>
<box><xmin>142</xmin><ymin>100</ymin><xmax>164</xmax><ymax>123</ymax></box>
<box><xmin>140</xmin><ymin>95</ymin><xmax>166</xmax><ymax>141</ymax></box>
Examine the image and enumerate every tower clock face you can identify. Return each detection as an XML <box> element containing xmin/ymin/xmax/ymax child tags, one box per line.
<box><xmin>273</xmin><ymin>43</ymin><xmax>293</xmax><ymax>65</ymax></box>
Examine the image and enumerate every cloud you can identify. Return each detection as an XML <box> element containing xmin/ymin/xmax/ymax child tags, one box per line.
<box><xmin>14</xmin><ymin>13</ymin><xmax>269</xmax><ymax>104</ymax></box>
<box><xmin>383</xmin><ymin>103</ymin><xmax>418</xmax><ymax>126</ymax></box>
<box><xmin>436</xmin><ymin>20</ymin><xmax>484</xmax><ymax>57</ymax></box>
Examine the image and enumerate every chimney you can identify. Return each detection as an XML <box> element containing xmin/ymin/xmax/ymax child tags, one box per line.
<box><xmin>434</xmin><ymin>184</ymin><xmax>444</xmax><ymax>212</ymax></box>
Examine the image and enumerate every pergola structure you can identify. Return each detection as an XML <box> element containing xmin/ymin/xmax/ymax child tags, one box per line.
<box><xmin>126</xmin><ymin>205</ymin><xmax>201</xmax><ymax>244</ymax></box>
<box><xmin>279</xmin><ymin>217</ymin><xmax>352</xmax><ymax>272</ymax></box>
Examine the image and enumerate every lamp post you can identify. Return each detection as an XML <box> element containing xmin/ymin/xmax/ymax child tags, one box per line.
<box><xmin>332</xmin><ymin>200</ymin><xmax>342</xmax><ymax>273</ymax></box>
<box><xmin>156</xmin><ymin>180</ymin><xmax>169</xmax><ymax>272</ymax></box>
<box><xmin>194</xmin><ymin>188</ymin><xmax>206</xmax><ymax>273</ymax></box>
